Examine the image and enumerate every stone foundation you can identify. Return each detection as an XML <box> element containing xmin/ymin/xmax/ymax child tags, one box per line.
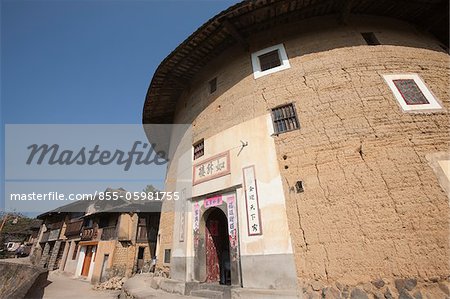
<box><xmin>299</xmin><ymin>277</ymin><xmax>450</xmax><ymax>299</ymax></box>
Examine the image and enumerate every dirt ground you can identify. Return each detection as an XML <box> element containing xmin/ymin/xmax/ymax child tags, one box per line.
<box><xmin>41</xmin><ymin>271</ymin><xmax>202</xmax><ymax>299</ymax></box>
<box><xmin>42</xmin><ymin>271</ymin><xmax>120</xmax><ymax>299</ymax></box>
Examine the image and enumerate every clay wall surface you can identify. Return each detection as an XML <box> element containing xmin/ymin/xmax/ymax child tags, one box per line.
<box><xmin>160</xmin><ymin>15</ymin><xmax>449</xmax><ymax>293</ymax></box>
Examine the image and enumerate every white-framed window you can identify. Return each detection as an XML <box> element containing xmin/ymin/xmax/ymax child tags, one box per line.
<box><xmin>251</xmin><ymin>43</ymin><xmax>290</xmax><ymax>79</ymax></box>
<box><xmin>383</xmin><ymin>74</ymin><xmax>443</xmax><ymax>112</ymax></box>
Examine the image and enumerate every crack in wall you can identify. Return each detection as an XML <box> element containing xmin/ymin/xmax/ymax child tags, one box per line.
<box><xmin>284</xmin><ymin>176</ymin><xmax>309</xmax><ymax>252</ymax></box>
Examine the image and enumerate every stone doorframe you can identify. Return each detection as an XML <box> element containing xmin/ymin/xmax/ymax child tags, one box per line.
<box><xmin>193</xmin><ymin>191</ymin><xmax>242</xmax><ymax>286</ymax></box>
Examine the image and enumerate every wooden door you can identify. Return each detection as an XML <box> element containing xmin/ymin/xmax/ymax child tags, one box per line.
<box><xmin>81</xmin><ymin>246</ymin><xmax>93</xmax><ymax>276</ymax></box>
<box><xmin>136</xmin><ymin>247</ymin><xmax>145</xmax><ymax>272</ymax></box>
<box><xmin>205</xmin><ymin>219</ymin><xmax>220</xmax><ymax>282</ymax></box>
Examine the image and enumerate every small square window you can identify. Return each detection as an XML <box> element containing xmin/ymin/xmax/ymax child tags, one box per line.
<box><xmin>164</xmin><ymin>249</ymin><xmax>171</xmax><ymax>263</ymax></box>
<box><xmin>361</xmin><ymin>32</ymin><xmax>380</xmax><ymax>45</ymax></box>
<box><xmin>83</xmin><ymin>218</ymin><xmax>93</xmax><ymax>228</ymax></box>
<box><xmin>271</xmin><ymin>103</ymin><xmax>300</xmax><ymax>134</ymax></box>
<box><xmin>258</xmin><ymin>50</ymin><xmax>281</xmax><ymax>71</ymax></box>
<box><xmin>383</xmin><ymin>74</ymin><xmax>443</xmax><ymax>112</ymax></box>
<box><xmin>193</xmin><ymin>139</ymin><xmax>204</xmax><ymax>160</ymax></box>
<box><xmin>209</xmin><ymin>78</ymin><xmax>217</xmax><ymax>94</ymax></box>
<box><xmin>251</xmin><ymin>44</ymin><xmax>290</xmax><ymax>79</ymax></box>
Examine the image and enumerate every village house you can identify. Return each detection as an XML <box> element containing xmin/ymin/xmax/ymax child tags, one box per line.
<box><xmin>142</xmin><ymin>0</ymin><xmax>449</xmax><ymax>298</ymax></box>
<box><xmin>0</xmin><ymin>217</ymin><xmax>41</xmax><ymax>258</ymax></box>
<box><xmin>75</xmin><ymin>206</ymin><xmax>160</xmax><ymax>283</ymax></box>
<box><xmin>33</xmin><ymin>188</ymin><xmax>160</xmax><ymax>283</ymax></box>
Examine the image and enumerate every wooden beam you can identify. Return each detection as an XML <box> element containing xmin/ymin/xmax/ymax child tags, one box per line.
<box><xmin>240</xmin><ymin>0</ymin><xmax>335</xmax><ymax>35</ymax></box>
<box><xmin>167</xmin><ymin>75</ymin><xmax>190</xmax><ymax>88</ymax></box>
<box><xmin>223</xmin><ymin>19</ymin><xmax>249</xmax><ymax>51</ymax></box>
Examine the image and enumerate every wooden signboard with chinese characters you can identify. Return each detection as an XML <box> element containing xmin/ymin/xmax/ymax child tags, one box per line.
<box><xmin>193</xmin><ymin>151</ymin><xmax>230</xmax><ymax>185</ymax></box>
<box><xmin>243</xmin><ymin>165</ymin><xmax>262</xmax><ymax>236</ymax></box>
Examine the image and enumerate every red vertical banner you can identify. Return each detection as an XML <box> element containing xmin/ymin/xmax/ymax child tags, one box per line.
<box><xmin>227</xmin><ymin>195</ymin><xmax>238</xmax><ymax>248</ymax></box>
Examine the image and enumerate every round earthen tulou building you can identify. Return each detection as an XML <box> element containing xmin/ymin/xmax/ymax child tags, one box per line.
<box><xmin>143</xmin><ymin>0</ymin><xmax>450</xmax><ymax>298</ymax></box>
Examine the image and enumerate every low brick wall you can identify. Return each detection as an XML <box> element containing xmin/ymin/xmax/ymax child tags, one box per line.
<box><xmin>0</xmin><ymin>260</ymin><xmax>48</xmax><ymax>299</ymax></box>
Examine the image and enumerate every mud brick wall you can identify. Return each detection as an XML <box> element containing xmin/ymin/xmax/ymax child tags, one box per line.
<box><xmin>274</xmin><ymin>45</ymin><xmax>449</xmax><ymax>285</ymax></box>
<box><xmin>159</xmin><ymin>15</ymin><xmax>449</xmax><ymax>293</ymax></box>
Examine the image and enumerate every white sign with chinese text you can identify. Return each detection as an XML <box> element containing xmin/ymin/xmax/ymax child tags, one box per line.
<box><xmin>179</xmin><ymin>188</ymin><xmax>186</xmax><ymax>242</ymax></box>
<box><xmin>193</xmin><ymin>151</ymin><xmax>230</xmax><ymax>185</ymax></box>
<box><xmin>193</xmin><ymin>201</ymin><xmax>201</xmax><ymax>247</ymax></box>
<box><xmin>193</xmin><ymin>202</ymin><xmax>200</xmax><ymax>231</ymax></box>
<box><xmin>243</xmin><ymin>165</ymin><xmax>262</xmax><ymax>236</ymax></box>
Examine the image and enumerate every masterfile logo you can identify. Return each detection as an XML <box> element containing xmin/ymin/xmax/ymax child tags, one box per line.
<box><xmin>26</xmin><ymin>141</ymin><xmax>167</xmax><ymax>171</ymax></box>
<box><xmin>4</xmin><ymin>124</ymin><xmax>192</xmax><ymax>213</ymax></box>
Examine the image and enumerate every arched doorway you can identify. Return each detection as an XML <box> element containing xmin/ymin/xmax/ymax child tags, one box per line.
<box><xmin>205</xmin><ymin>208</ymin><xmax>230</xmax><ymax>285</ymax></box>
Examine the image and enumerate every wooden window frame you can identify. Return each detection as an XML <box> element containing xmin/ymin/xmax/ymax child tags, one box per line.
<box><xmin>193</xmin><ymin>139</ymin><xmax>204</xmax><ymax>160</ymax></box>
<box><xmin>271</xmin><ymin>103</ymin><xmax>300</xmax><ymax>135</ymax></box>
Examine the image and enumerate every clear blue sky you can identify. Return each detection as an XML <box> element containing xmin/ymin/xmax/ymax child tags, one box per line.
<box><xmin>1</xmin><ymin>0</ymin><xmax>240</xmax><ymax>212</ymax></box>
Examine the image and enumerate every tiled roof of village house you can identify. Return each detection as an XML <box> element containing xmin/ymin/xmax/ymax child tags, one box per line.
<box><xmin>142</xmin><ymin>0</ymin><xmax>449</xmax><ymax>125</ymax></box>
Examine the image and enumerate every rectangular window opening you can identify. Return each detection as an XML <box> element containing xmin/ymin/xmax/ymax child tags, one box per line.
<box><xmin>72</xmin><ymin>242</ymin><xmax>79</xmax><ymax>260</ymax></box>
<box><xmin>258</xmin><ymin>50</ymin><xmax>281</xmax><ymax>71</ymax></box>
<box><xmin>209</xmin><ymin>77</ymin><xmax>217</xmax><ymax>94</ymax></box>
<box><xmin>271</xmin><ymin>103</ymin><xmax>300</xmax><ymax>134</ymax></box>
<box><xmin>164</xmin><ymin>249</ymin><xmax>171</xmax><ymax>263</ymax></box>
<box><xmin>393</xmin><ymin>79</ymin><xmax>429</xmax><ymax>105</ymax></box>
<box><xmin>98</xmin><ymin>217</ymin><xmax>109</xmax><ymax>228</ymax></box>
<box><xmin>193</xmin><ymin>139</ymin><xmax>204</xmax><ymax>160</ymax></box>
<box><xmin>251</xmin><ymin>44</ymin><xmax>290</xmax><ymax>79</ymax></box>
<box><xmin>83</xmin><ymin>218</ymin><xmax>93</xmax><ymax>228</ymax></box>
<box><xmin>361</xmin><ymin>32</ymin><xmax>380</xmax><ymax>46</ymax></box>
<box><xmin>138</xmin><ymin>247</ymin><xmax>145</xmax><ymax>260</ymax></box>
